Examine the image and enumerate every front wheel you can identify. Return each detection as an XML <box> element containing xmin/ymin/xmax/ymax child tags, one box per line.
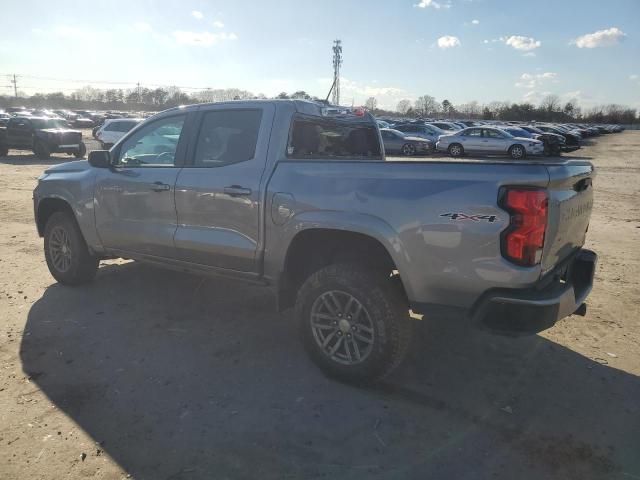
<box><xmin>295</xmin><ymin>264</ymin><xmax>412</xmax><ymax>383</ymax></box>
<box><xmin>509</xmin><ymin>144</ymin><xmax>526</xmax><ymax>160</ymax></box>
<box><xmin>34</xmin><ymin>140</ymin><xmax>51</xmax><ymax>159</ymax></box>
<box><xmin>44</xmin><ymin>211</ymin><xmax>99</xmax><ymax>285</ymax></box>
<box><xmin>74</xmin><ymin>142</ymin><xmax>87</xmax><ymax>158</ymax></box>
<box><xmin>448</xmin><ymin>143</ymin><xmax>464</xmax><ymax>157</ymax></box>
<box><xmin>401</xmin><ymin>143</ymin><xmax>416</xmax><ymax>156</ymax></box>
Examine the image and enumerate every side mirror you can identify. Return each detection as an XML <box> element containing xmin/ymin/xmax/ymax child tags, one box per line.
<box><xmin>88</xmin><ymin>150</ymin><xmax>111</xmax><ymax>168</ymax></box>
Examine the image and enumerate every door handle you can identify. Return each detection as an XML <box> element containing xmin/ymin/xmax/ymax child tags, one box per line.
<box><xmin>151</xmin><ymin>181</ymin><xmax>171</xmax><ymax>192</ymax></box>
<box><xmin>223</xmin><ymin>185</ymin><xmax>252</xmax><ymax>197</ymax></box>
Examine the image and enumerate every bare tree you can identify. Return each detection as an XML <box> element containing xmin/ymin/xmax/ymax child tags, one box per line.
<box><xmin>365</xmin><ymin>97</ymin><xmax>377</xmax><ymax>111</ymax></box>
<box><xmin>397</xmin><ymin>99</ymin><xmax>412</xmax><ymax>114</ymax></box>
<box><xmin>540</xmin><ymin>94</ymin><xmax>561</xmax><ymax>113</ymax></box>
<box><xmin>414</xmin><ymin>95</ymin><xmax>438</xmax><ymax>116</ymax></box>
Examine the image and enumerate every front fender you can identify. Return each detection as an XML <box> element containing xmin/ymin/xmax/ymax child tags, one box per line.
<box><xmin>34</xmin><ymin>168</ymin><xmax>102</xmax><ymax>252</ymax></box>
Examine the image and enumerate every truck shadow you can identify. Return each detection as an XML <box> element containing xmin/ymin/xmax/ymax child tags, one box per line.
<box><xmin>20</xmin><ymin>262</ymin><xmax>640</xmax><ymax>479</ymax></box>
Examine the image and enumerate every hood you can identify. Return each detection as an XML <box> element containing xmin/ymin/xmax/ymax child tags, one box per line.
<box><xmin>41</xmin><ymin>128</ymin><xmax>82</xmax><ymax>135</ymax></box>
<box><xmin>514</xmin><ymin>136</ymin><xmax>541</xmax><ymax>144</ymax></box>
<box><xmin>405</xmin><ymin>136</ymin><xmax>432</xmax><ymax>143</ymax></box>
<box><xmin>44</xmin><ymin>160</ymin><xmax>90</xmax><ymax>174</ymax></box>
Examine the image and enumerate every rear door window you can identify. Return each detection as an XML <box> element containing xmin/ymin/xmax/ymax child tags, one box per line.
<box><xmin>193</xmin><ymin>109</ymin><xmax>263</xmax><ymax>167</ymax></box>
<box><xmin>288</xmin><ymin>116</ymin><xmax>381</xmax><ymax>159</ymax></box>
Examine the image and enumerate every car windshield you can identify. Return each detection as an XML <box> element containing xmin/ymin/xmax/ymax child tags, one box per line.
<box><xmin>386</xmin><ymin>129</ymin><xmax>405</xmax><ymax>137</ymax></box>
<box><xmin>504</xmin><ymin>128</ymin><xmax>530</xmax><ymax>137</ymax></box>
<box><xmin>30</xmin><ymin>118</ymin><xmax>69</xmax><ymax>129</ymax></box>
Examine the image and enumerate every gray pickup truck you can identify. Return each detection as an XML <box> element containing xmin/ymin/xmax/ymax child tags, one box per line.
<box><xmin>33</xmin><ymin>100</ymin><xmax>597</xmax><ymax>383</ymax></box>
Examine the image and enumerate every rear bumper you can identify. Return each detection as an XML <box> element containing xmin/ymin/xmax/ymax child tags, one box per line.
<box><xmin>470</xmin><ymin>249</ymin><xmax>597</xmax><ymax>335</ymax></box>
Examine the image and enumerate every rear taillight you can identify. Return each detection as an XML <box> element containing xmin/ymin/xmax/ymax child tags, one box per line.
<box><xmin>500</xmin><ymin>188</ymin><xmax>548</xmax><ymax>266</ymax></box>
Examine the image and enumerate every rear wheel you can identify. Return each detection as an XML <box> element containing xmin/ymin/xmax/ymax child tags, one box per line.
<box><xmin>448</xmin><ymin>143</ymin><xmax>464</xmax><ymax>157</ymax></box>
<box><xmin>44</xmin><ymin>211</ymin><xmax>99</xmax><ymax>285</ymax></box>
<box><xmin>401</xmin><ymin>143</ymin><xmax>416</xmax><ymax>156</ymax></box>
<box><xmin>34</xmin><ymin>140</ymin><xmax>50</xmax><ymax>159</ymax></box>
<box><xmin>74</xmin><ymin>142</ymin><xmax>87</xmax><ymax>159</ymax></box>
<box><xmin>0</xmin><ymin>145</ymin><xmax>8</xmax><ymax>157</ymax></box>
<box><xmin>295</xmin><ymin>263</ymin><xmax>412</xmax><ymax>384</ymax></box>
<box><xmin>509</xmin><ymin>144</ymin><xmax>526</xmax><ymax>160</ymax></box>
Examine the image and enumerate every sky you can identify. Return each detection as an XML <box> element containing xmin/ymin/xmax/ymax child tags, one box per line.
<box><xmin>1</xmin><ymin>0</ymin><xmax>639</xmax><ymax>110</ymax></box>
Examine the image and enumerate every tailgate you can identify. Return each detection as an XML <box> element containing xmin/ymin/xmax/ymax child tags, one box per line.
<box><xmin>541</xmin><ymin>161</ymin><xmax>595</xmax><ymax>273</ymax></box>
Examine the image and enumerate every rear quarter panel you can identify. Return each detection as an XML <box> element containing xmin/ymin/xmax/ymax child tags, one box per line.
<box><xmin>265</xmin><ymin>159</ymin><xmax>551</xmax><ymax>309</ymax></box>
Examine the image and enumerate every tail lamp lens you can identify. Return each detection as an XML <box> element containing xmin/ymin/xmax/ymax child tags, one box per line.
<box><xmin>501</xmin><ymin>188</ymin><xmax>548</xmax><ymax>266</ymax></box>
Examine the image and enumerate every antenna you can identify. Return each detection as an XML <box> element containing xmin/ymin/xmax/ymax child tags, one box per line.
<box><xmin>331</xmin><ymin>39</ymin><xmax>342</xmax><ymax>106</ymax></box>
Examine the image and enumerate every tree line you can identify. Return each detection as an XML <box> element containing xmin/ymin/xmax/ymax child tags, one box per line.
<box><xmin>367</xmin><ymin>94</ymin><xmax>637</xmax><ymax>125</ymax></box>
<box><xmin>1</xmin><ymin>86</ymin><xmax>636</xmax><ymax>124</ymax></box>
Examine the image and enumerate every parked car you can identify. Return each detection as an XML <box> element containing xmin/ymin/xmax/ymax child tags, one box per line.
<box><xmin>534</xmin><ymin>125</ymin><xmax>581</xmax><ymax>146</ymax></box>
<box><xmin>0</xmin><ymin>116</ymin><xmax>86</xmax><ymax>158</ymax></box>
<box><xmin>519</xmin><ymin>125</ymin><xmax>579</xmax><ymax>155</ymax></box>
<box><xmin>380</xmin><ymin>128</ymin><xmax>433</xmax><ymax>155</ymax></box>
<box><xmin>498</xmin><ymin>126</ymin><xmax>566</xmax><ymax>156</ymax></box>
<box><xmin>428</xmin><ymin>121</ymin><xmax>462</xmax><ymax>131</ymax></box>
<box><xmin>33</xmin><ymin>100</ymin><xmax>597</xmax><ymax>383</ymax></box>
<box><xmin>393</xmin><ymin>123</ymin><xmax>446</xmax><ymax>143</ymax></box>
<box><xmin>95</xmin><ymin>118</ymin><xmax>143</xmax><ymax>149</ymax></box>
<box><xmin>437</xmin><ymin>126</ymin><xmax>544</xmax><ymax>159</ymax></box>
<box><xmin>0</xmin><ymin>113</ymin><xmax>10</xmax><ymax>127</ymax></box>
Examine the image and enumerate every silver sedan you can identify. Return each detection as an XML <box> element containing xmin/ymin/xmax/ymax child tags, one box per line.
<box><xmin>436</xmin><ymin>127</ymin><xmax>544</xmax><ymax>159</ymax></box>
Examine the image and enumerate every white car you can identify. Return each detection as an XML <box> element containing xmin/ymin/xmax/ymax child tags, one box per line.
<box><xmin>96</xmin><ymin>118</ymin><xmax>143</xmax><ymax>149</ymax></box>
<box><xmin>436</xmin><ymin>127</ymin><xmax>544</xmax><ymax>159</ymax></box>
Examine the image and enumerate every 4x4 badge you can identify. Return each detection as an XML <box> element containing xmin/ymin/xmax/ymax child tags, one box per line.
<box><xmin>440</xmin><ymin>213</ymin><xmax>498</xmax><ymax>223</ymax></box>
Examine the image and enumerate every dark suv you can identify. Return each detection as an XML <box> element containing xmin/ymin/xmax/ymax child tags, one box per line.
<box><xmin>0</xmin><ymin>116</ymin><xmax>86</xmax><ymax>159</ymax></box>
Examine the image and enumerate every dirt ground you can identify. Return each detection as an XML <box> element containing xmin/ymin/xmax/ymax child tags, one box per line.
<box><xmin>0</xmin><ymin>130</ymin><xmax>639</xmax><ymax>480</ymax></box>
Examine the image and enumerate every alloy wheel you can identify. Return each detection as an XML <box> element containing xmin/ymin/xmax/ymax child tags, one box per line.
<box><xmin>310</xmin><ymin>290</ymin><xmax>375</xmax><ymax>365</ymax></box>
<box><xmin>49</xmin><ymin>226</ymin><xmax>73</xmax><ymax>273</ymax></box>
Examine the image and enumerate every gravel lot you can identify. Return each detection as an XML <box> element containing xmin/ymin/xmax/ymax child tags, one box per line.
<box><xmin>0</xmin><ymin>130</ymin><xmax>639</xmax><ymax>480</ymax></box>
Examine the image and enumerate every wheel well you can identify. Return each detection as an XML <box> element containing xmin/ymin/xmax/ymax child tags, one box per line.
<box><xmin>278</xmin><ymin>229</ymin><xmax>405</xmax><ymax>311</ymax></box>
<box><xmin>36</xmin><ymin>198</ymin><xmax>73</xmax><ymax>237</ymax></box>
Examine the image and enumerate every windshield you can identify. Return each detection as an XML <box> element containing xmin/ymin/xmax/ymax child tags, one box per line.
<box><xmin>30</xmin><ymin>118</ymin><xmax>69</xmax><ymax>129</ymax></box>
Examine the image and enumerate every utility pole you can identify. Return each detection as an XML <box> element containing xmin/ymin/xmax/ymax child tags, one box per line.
<box><xmin>331</xmin><ymin>39</ymin><xmax>342</xmax><ymax>106</ymax></box>
<box><xmin>10</xmin><ymin>74</ymin><xmax>18</xmax><ymax>98</ymax></box>
<box><xmin>136</xmin><ymin>82</ymin><xmax>141</xmax><ymax>103</ymax></box>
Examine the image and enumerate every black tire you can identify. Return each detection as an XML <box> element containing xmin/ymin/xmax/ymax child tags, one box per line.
<box><xmin>44</xmin><ymin>211</ymin><xmax>99</xmax><ymax>285</ymax></box>
<box><xmin>34</xmin><ymin>140</ymin><xmax>51</xmax><ymax>159</ymax></box>
<box><xmin>295</xmin><ymin>263</ymin><xmax>412</xmax><ymax>384</ymax></box>
<box><xmin>509</xmin><ymin>144</ymin><xmax>526</xmax><ymax>160</ymax></box>
<box><xmin>74</xmin><ymin>142</ymin><xmax>87</xmax><ymax>159</ymax></box>
<box><xmin>401</xmin><ymin>143</ymin><xmax>416</xmax><ymax>156</ymax></box>
<box><xmin>0</xmin><ymin>145</ymin><xmax>8</xmax><ymax>157</ymax></box>
<box><xmin>448</xmin><ymin>143</ymin><xmax>464</xmax><ymax>157</ymax></box>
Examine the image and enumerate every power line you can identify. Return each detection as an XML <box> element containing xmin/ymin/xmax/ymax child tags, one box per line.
<box><xmin>0</xmin><ymin>73</ymin><xmax>233</xmax><ymax>92</ymax></box>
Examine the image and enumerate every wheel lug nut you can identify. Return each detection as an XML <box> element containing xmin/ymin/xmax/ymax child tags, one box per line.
<box><xmin>347</xmin><ymin>315</ymin><xmax>352</xmax><ymax>319</ymax></box>
<box><xmin>351</xmin><ymin>326</ymin><xmax>357</xmax><ymax>331</ymax></box>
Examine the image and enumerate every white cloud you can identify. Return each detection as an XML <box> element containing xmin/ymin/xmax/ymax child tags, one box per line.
<box><xmin>316</xmin><ymin>77</ymin><xmax>409</xmax><ymax>109</ymax></box>
<box><xmin>172</xmin><ymin>30</ymin><xmax>237</xmax><ymax>47</ymax></box>
<box><xmin>471</xmin><ymin>19</ymin><xmax>480</xmax><ymax>25</ymax></box>
<box><xmin>212</xmin><ymin>20</ymin><xmax>225</xmax><ymax>28</ymax></box>
<box><xmin>630</xmin><ymin>74</ymin><xmax>639</xmax><ymax>80</ymax></box>
<box><xmin>191</xmin><ymin>10</ymin><xmax>204</xmax><ymax>20</ymax></box>
<box><xmin>437</xmin><ymin>35</ymin><xmax>461</xmax><ymax>49</ymax></box>
<box><xmin>503</xmin><ymin>35</ymin><xmax>541</xmax><ymax>51</ymax></box>
<box><xmin>522</xmin><ymin>52</ymin><xmax>536</xmax><ymax>57</ymax></box>
<box><xmin>414</xmin><ymin>0</ymin><xmax>451</xmax><ymax>9</ymax></box>
<box><xmin>515</xmin><ymin>72</ymin><xmax>557</xmax><ymax>89</ymax></box>
<box><xmin>53</xmin><ymin>26</ymin><xmax>85</xmax><ymax>39</ymax></box>
<box><xmin>572</xmin><ymin>27</ymin><xmax>626</xmax><ymax>48</ymax></box>
<box><xmin>133</xmin><ymin>22</ymin><xmax>152</xmax><ymax>33</ymax></box>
